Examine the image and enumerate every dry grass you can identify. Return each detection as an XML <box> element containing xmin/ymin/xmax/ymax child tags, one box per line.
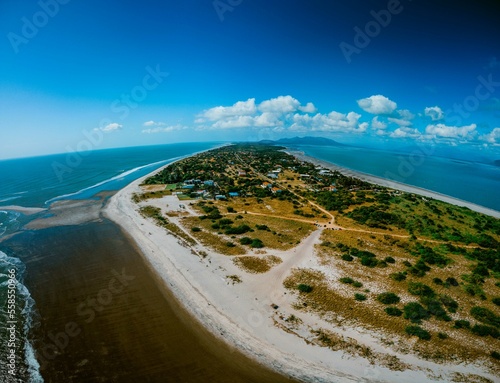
<box><xmin>181</xmin><ymin>213</ymin><xmax>314</xmax><ymax>251</ymax></box>
<box><xmin>233</xmin><ymin>255</ymin><xmax>282</xmax><ymax>273</ymax></box>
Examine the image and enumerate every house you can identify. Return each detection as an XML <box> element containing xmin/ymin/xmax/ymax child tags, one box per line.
<box><xmin>261</xmin><ymin>182</ymin><xmax>272</xmax><ymax>188</ymax></box>
<box><xmin>238</xmin><ymin>170</ymin><xmax>246</xmax><ymax>177</ymax></box>
<box><xmin>267</xmin><ymin>173</ymin><xmax>278</xmax><ymax>179</ymax></box>
<box><xmin>324</xmin><ymin>185</ymin><xmax>337</xmax><ymax>192</ymax></box>
<box><xmin>215</xmin><ymin>194</ymin><xmax>227</xmax><ymax>200</ymax></box>
<box><xmin>182</xmin><ymin>184</ymin><xmax>195</xmax><ymax>189</ymax></box>
<box><xmin>228</xmin><ymin>192</ymin><xmax>240</xmax><ymax>197</ymax></box>
<box><xmin>299</xmin><ymin>174</ymin><xmax>310</xmax><ymax>178</ymax></box>
<box><xmin>319</xmin><ymin>170</ymin><xmax>331</xmax><ymax>175</ymax></box>
<box><xmin>271</xmin><ymin>187</ymin><xmax>281</xmax><ymax>194</ymax></box>
<box><xmin>204</xmin><ymin>180</ymin><xmax>215</xmax><ymax>186</ymax></box>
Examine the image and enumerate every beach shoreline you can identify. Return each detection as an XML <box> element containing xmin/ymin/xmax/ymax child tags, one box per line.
<box><xmin>287</xmin><ymin>150</ymin><xmax>500</xmax><ymax>219</ymax></box>
<box><xmin>103</xmin><ymin>146</ymin><xmax>499</xmax><ymax>383</ymax></box>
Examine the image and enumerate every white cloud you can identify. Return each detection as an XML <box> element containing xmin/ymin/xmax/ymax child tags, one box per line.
<box><xmin>479</xmin><ymin>127</ymin><xmax>500</xmax><ymax>145</ymax></box>
<box><xmin>390</xmin><ymin>127</ymin><xmax>422</xmax><ymax>139</ymax></box>
<box><xmin>200</xmin><ymin>98</ymin><xmax>257</xmax><ymax>121</ymax></box>
<box><xmin>298</xmin><ymin>102</ymin><xmax>317</xmax><ymax>113</ymax></box>
<box><xmin>100</xmin><ymin>122</ymin><xmax>122</xmax><ymax>132</ymax></box>
<box><xmin>371</xmin><ymin>116</ymin><xmax>387</xmax><ymax>130</ymax></box>
<box><xmin>143</xmin><ymin>120</ymin><xmax>156</xmax><ymax>127</ymax></box>
<box><xmin>398</xmin><ymin>109</ymin><xmax>415</xmax><ymax>120</ymax></box>
<box><xmin>142</xmin><ymin>124</ymin><xmax>188</xmax><ymax>134</ymax></box>
<box><xmin>388</xmin><ymin>117</ymin><xmax>412</xmax><ymax>127</ymax></box>
<box><xmin>290</xmin><ymin>111</ymin><xmax>364</xmax><ymax>133</ymax></box>
<box><xmin>357</xmin><ymin>95</ymin><xmax>397</xmax><ymax>115</ymax></box>
<box><xmin>258</xmin><ymin>95</ymin><xmax>300</xmax><ymax>114</ymax></box>
<box><xmin>425</xmin><ymin>123</ymin><xmax>476</xmax><ymax>139</ymax></box>
<box><xmin>424</xmin><ymin>106</ymin><xmax>444</xmax><ymax>121</ymax></box>
<box><xmin>212</xmin><ymin>115</ymin><xmax>255</xmax><ymax>129</ymax></box>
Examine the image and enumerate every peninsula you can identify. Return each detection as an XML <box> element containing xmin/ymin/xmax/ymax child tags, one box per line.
<box><xmin>106</xmin><ymin>144</ymin><xmax>500</xmax><ymax>383</ymax></box>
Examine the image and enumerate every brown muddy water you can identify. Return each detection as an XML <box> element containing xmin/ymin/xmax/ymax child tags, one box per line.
<box><xmin>2</xmin><ymin>219</ymin><xmax>299</xmax><ymax>382</ymax></box>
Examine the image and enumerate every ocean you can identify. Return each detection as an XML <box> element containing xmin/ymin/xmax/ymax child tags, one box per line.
<box><xmin>0</xmin><ymin>142</ymin><xmax>222</xmax><ymax>382</ymax></box>
<box><xmin>295</xmin><ymin>144</ymin><xmax>500</xmax><ymax>212</ymax></box>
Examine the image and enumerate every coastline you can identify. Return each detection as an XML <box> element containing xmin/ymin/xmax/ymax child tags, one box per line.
<box><xmin>103</xmin><ymin>148</ymin><xmax>499</xmax><ymax>383</ymax></box>
<box><xmin>288</xmin><ymin>150</ymin><xmax>500</xmax><ymax>219</ymax></box>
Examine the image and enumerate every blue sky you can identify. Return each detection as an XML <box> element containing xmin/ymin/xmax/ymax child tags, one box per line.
<box><xmin>1</xmin><ymin>0</ymin><xmax>500</xmax><ymax>159</ymax></box>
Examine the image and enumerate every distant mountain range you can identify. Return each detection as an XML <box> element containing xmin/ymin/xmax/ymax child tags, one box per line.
<box><xmin>258</xmin><ymin>136</ymin><xmax>346</xmax><ymax>147</ymax></box>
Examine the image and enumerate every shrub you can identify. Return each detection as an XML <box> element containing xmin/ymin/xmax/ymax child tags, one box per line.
<box><xmin>408</xmin><ymin>282</ymin><xmax>435</xmax><ymax>298</ymax></box>
<box><xmin>492</xmin><ymin>297</ymin><xmax>500</xmax><ymax>306</ymax></box>
<box><xmin>470</xmin><ymin>306</ymin><xmax>500</xmax><ymax>327</ymax></box>
<box><xmin>354</xmin><ymin>293</ymin><xmax>367</xmax><ymax>301</ymax></box>
<box><xmin>445</xmin><ymin>277</ymin><xmax>458</xmax><ymax>286</ymax></box>
<box><xmin>453</xmin><ymin>320</ymin><xmax>470</xmax><ymax>329</ymax></box>
<box><xmin>227</xmin><ymin>206</ymin><xmax>235</xmax><ymax>213</ymax></box>
<box><xmin>339</xmin><ymin>277</ymin><xmax>354</xmax><ymax>284</ymax></box>
<box><xmin>439</xmin><ymin>294</ymin><xmax>458</xmax><ymax>313</ymax></box>
<box><xmin>491</xmin><ymin>351</ymin><xmax>500</xmax><ymax>360</ymax></box>
<box><xmin>385</xmin><ymin>307</ymin><xmax>403</xmax><ymax>317</ymax></box>
<box><xmin>432</xmin><ymin>277</ymin><xmax>443</xmax><ymax>285</ymax></box>
<box><xmin>377</xmin><ymin>292</ymin><xmax>400</xmax><ymax>305</ymax></box>
<box><xmin>297</xmin><ymin>284</ymin><xmax>313</xmax><ymax>293</ymax></box>
<box><xmin>352</xmin><ymin>281</ymin><xmax>363</xmax><ymax>288</ymax></box>
<box><xmin>239</xmin><ymin>237</ymin><xmax>253</xmax><ymax>245</ymax></box>
<box><xmin>390</xmin><ymin>272</ymin><xmax>406</xmax><ymax>282</ymax></box>
<box><xmin>421</xmin><ymin>298</ymin><xmax>451</xmax><ymax>321</ymax></box>
<box><xmin>225</xmin><ymin>224</ymin><xmax>252</xmax><ymax>235</ymax></box>
<box><xmin>226</xmin><ymin>242</ymin><xmax>236</xmax><ymax>247</ymax></box>
<box><xmin>360</xmin><ymin>256</ymin><xmax>378</xmax><ymax>267</ymax></box>
<box><xmin>341</xmin><ymin>254</ymin><xmax>353</xmax><ymax>262</ymax></box>
<box><xmin>219</xmin><ymin>218</ymin><xmax>234</xmax><ymax>226</ymax></box>
<box><xmin>471</xmin><ymin>324</ymin><xmax>499</xmax><ymax>338</ymax></box>
<box><xmin>384</xmin><ymin>256</ymin><xmax>396</xmax><ymax>264</ymax></box>
<box><xmin>403</xmin><ymin>302</ymin><xmax>430</xmax><ymax>323</ymax></box>
<box><xmin>405</xmin><ymin>325</ymin><xmax>431</xmax><ymax>340</ymax></box>
<box><xmin>191</xmin><ymin>227</ymin><xmax>201</xmax><ymax>232</ymax></box>
<box><xmin>256</xmin><ymin>224</ymin><xmax>270</xmax><ymax>231</ymax></box>
<box><xmin>437</xmin><ymin>332</ymin><xmax>448</xmax><ymax>340</ymax></box>
<box><xmin>250</xmin><ymin>238</ymin><xmax>265</xmax><ymax>248</ymax></box>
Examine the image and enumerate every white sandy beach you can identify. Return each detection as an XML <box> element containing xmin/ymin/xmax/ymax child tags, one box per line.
<box><xmin>104</xmin><ymin>154</ymin><xmax>499</xmax><ymax>383</ymax></box>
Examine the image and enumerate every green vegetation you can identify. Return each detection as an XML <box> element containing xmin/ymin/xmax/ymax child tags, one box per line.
<box><xmin>403</xmin><ymin>302</ymin><xmax>430</xmax><ymax>323</ymax></box>
<box><xmin>298</xmin><ymin>283</ymin><xmax>313</xmax><ymax>293</ymax></box>
<box><xmin>354</xmin><ymin>293</ymin><xmax>367</xmax><ymax>301</ymax></box>
<box><xmin>405</xmin><ymin>325</ymin><xmax>431</xmax><ymax>340</ymax></box>
<box><xmin>377</xmin><ymin>292</ymin><xmax>400</xmax><ymax>305</ymax></box>
<box><xmin>385</xmin><ymin>307</ymin><xmax>403</xmax><ymax>317</ymax></box>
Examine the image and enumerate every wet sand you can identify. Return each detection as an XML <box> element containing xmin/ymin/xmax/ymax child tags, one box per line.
<box><xmin>1</xmin><ymin>220</ymin><xmax>297</xmax><ymax>383</ymax></box>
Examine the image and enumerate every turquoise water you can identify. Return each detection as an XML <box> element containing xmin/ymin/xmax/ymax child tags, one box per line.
<box><xmin>0</xmin><ymin>142</ymin><xmax>222</xmax><ymax>382</ymax></box>
<box><xmin>296</xmin><ymin>145</ymin><xmax>500</xmax><ymax>212</ymax></box>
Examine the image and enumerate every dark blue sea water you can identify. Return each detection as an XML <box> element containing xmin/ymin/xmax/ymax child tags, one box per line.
<box><xmin>0</xmin><ymin>142</ymin><xmax>222</xmax><ymax>382</ymax></box>
<box><xmin>296</xmin><ymin>145</ymin><xmax>500</xmax><ymax>212</ymax></box>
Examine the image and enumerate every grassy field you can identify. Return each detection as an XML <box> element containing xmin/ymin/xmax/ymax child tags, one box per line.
<box><xmin>282</xmin><ymin>228</ymin><xmax>500</xmax><ymax>368</ymax></box>
<box><xmin>233</xmin><ymin>255</ymin><xmax>282</xmax><ymax>273</ymax></box>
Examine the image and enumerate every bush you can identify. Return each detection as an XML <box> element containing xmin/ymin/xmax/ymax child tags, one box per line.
<box><xmin>492</xmin><ymin>297</ymin><xmax>500</xmax><ymax>306</ymax></box>
<box><xmin>445</xmin><ymin>277</ymin><xmax>458</xmax><ymax>286</ymax></box>
<box><xmin>405</xmin><ymin>325</ymin><xmax>431</xmax><ymax>340</ymax></box>
<box><xmin>421</xmin><ymin>298</ymin><xmax>451</xmax><ymax>321</ymax></box>
<box><xmin>384</xmin><ymin>256</ymin><xmax>396</xmax><ymax>264</ymax></box>
<box><xmin>239</xmin><ymin>237</ymin><xmax>253</xmax><ymax>245</ymax></box>
<box><xmin>437</xmin><ymin>332</ymin><xmax>448</xmax><ymax>340</ymax></box>
<box><xmin>297</xmin><ymin>284</ymin><xmax>313</xmax><ymax>293</ymax></box>
<box><xmin>491</xmin><ymin>351</ymin><xmax>500</xmax><ymax>360</ymax></box>
<box><xmin>360</xmin><ymin>256</ymin><xmax>378</xmax><ymax>267</ymax></box>
<box><xmin>354</xmin><ymin>293</ymin><xmax>367</xmax><ymax>301</ymax></box>
<box><xmin>352</xmin><ymin>281</ymin><xmax>363</xmax><ymax>288</ymax></box>
<box><xmin>453</xmin><ymin>320</ymin><xmax>470</xmax><ymax>329</ymax></box>
<box><xmin>227</xmin><ymin>206</ymin><xmax>235</xmax><ymax>213</ymax></box>
<box><xmin>341</xmin><ymin>254</ymin><xmax>353</xmax><ymax>262</ymax></box>
<box><xmin>250</xmin><ymin>238</ymin><xmax>265</xmax><ymax>248</ymax></box>
<box><xmin>225</xmin><ymin>242</ymin><xmax>236</xmax><ymax>247</ymax></box>
<box><xmin>470</xmin><ymin>306</ymin><xmax>500</xmax><ymax>327</ymax></box>
<box><xmin>432</xmin><ymin>277</ymin><xmax>443</xmax><ymax>285</ymax></box>
<box><xmin>339</xmin><ymin>277</ymin><xmax>354</xmax><ymax>284</ymax></box>
<box><xmin>191</xmin><ymin>227</ymin><xmax>201</xmax><ymax>232</ymax></box>
<box><xmin>471</xmin><ymin>324</ymin><xmax>500</xmax><ymax>338</ymax></box>
<box><xmin>385</xmin><ymin>307</ymin><xmax>403</xmax><ymax>317</ymax></box>
<box><xmin>377</xmin><ymin>292</ymin><xmax>400</xmax><ymax>305</ymax></box>
<box><xmin>390</xmin><ymin>272</ymin><xmax>407</xmax><ymax>282</ymax></box>
<box><xmin>408</xmin><ymin>282</ymin><xmax>435</xmax><ymax>298</ymax></box>
<box><xmin>256</xmin><ymin>224</ymin><xmax>270</xmax><ymax>231</ymax></box>
<box><xmin>219</xmin><ymin>218</ymin><xmax>234</xmax><ymax>226</ymax></box>
<box><xmin>225</xmin><ymin>224</ymin><xmax>252</xmax><ymax>235</ymax></box>
<box><xmin>403</xmin><ymin>302</ymin><xmax>430</xmax><ymax>323</ymax></box>
<box><xmin>439</xmin><ymin>294</ymin><xmax>458</xmax><ymax>313</ymax></box>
